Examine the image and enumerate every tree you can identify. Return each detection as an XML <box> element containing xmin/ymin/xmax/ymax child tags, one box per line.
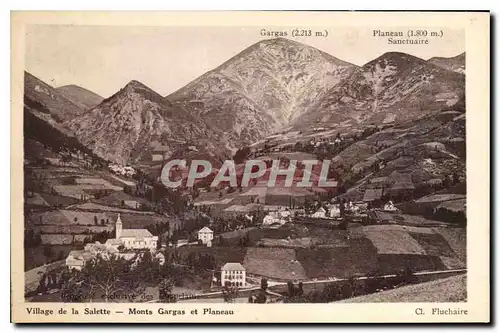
<box><xmin>60</xmin><ymin>278</ymin><xmax>86</xmax><ymax>302</ymax></box>
<box><xmin>443</xmin><ymin>175</ymin><xmax>452</xmax><ymax>189</ymax></box>
<box><xmin>398</xmin><ymin>266</ymin><xmax>416</xmax><ymax>285</ymax></box>
<box><xmin>340</xmin><ymin>280</ymin><xmax>353</xmax><ymax>299</ymax></box>
<box><xmin>254</xmin><ymin>290</ymin><xmax>267</xmax><ymax>303</ymax></box>
<box><xmin>233</xmin><ymin>146</ymin><xmax>251</xmax><ymax>164</ymax></box>
<box><xmin>159</xmin><ymin>277</ymin><xmax>176</xmax><ymax>303</ymax></box>
<box><xmin>304</xmin><ymin>199</ymin><xmax>315</xmax><ymax>215</ymax></box>
<box><xmin>238</xmin><ymin>233</ymin><xmax>251</xmax><ymax>247</ymax></box>
<box><xmin>297</xmin><ymin>282</ymin><xmax>304</xmax><ymax>296</ymax></box>
<box><xmin>339</xmin><ymin>199</ymin><xmax>346</xmax><ymax>217</ymax></box>
<box><xmin>136</xmin><ymin>251</ymin><xmax>162</xmax><ymax>283</ymax></box>
<box><xmin>77</xmin><ymin>255</ymin><xmax>143</xmax><ymax>302</ymax></box>
<box><xmin>36</xmin><ymin>274</ymin><xmax>47</xmax><ymax>294</ymax></box>
<box><xmin>323</xmin><ymin>283</ymin><xmax>341</xmax><ymax>302</ymax></box>
<box><xmin>222</xmin><ymin>282</ymin><xmax>239</xmax><ymax>303</ymax></box>
<box><xmin>260</xmin><ymin>278</ymin><xmax>268</xmax><ymax>292</ymax></box>
<box><xmin>287</xmin><ymin>281</ymin><xmax>295</xmax><ymax>297</ymax></box>
<box><xmin>43</xmin><ymin>245</ymin><xmax>53</xmax><ymax>259</ymax></box>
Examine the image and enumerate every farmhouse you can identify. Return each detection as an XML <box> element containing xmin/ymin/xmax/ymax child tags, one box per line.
<box><xmin>65</xmin><ymin>250</ymin><xmax>93</xmax><ymax>271</ymax></box>
<box><xmin>328</xmin><ymin>204</ymin><xmax>341</xmax><ymax>218</ymax></box>
<box><xmin>221</xmin><ymin>263</ymin><xmax>246</xmax><ymax>288</ymax></box>
<box><xmin>111</xmin><ymin>214</ymin><xmax>158</xmax><ymax>250</ymax></box>
<box><xmin>262</xmin><ymin>212</ymin><xmax>286</xmax><ymax>228</ymax></box>
<box><xmin>108</xmin><ymin>164</ymin><xmax>137</xmax><ymax>177</ymax></box>
<box><xmin>311</xmin><ymin>207</ymin><xmax>327</xmax><ymax>218</ymax></box>
<box><xmin>383</xmin><ymin>200</ymin><xmax>398</xmax><ymax>212</ymax></box>
<box><xmin>198</xmin><ymin>226</ymin><xmax>214</xmax><ymax>247</ymax></box>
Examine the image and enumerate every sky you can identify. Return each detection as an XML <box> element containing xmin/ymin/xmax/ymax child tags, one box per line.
<box><xmin>25</xmin><ymin>25</ymin><xmax>465</xmax><ymax>98</ymax></box>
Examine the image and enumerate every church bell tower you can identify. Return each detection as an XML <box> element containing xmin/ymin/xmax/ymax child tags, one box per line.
<box><xmin>116</xmin><ymin>213</ymin><xmax>123</xmax><ymax>239</ymax></box>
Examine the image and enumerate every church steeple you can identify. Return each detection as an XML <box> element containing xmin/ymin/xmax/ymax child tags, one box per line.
<box><xmin>116</xmin><ymin>213</ymin><xmax>123</xmax><ymax>239</ymax></box>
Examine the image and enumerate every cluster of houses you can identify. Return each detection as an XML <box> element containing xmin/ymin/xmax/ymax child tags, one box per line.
<box><xmin>262</xmin><ymin>208</ymin><xmax>292</xmax><ymax>228</ymax></box>
<box><xmin>255</xmin><ymin>198</ymin><xmax>399</xmax><ymax>230</ymax></box>
<box><xmin>65</xmin><ymin>214</ymin><xmax>216</xmax><ymax>269</ymax></box>
<box><xmin>107</xmin><ymin>164</ymin><xmax>136</xmax><ymax>177</ymax></box>
<box><xmin>66</xmin><ymin>214</ymin><xmax>160</xmax><ymax>270</ymax></box>
<box><xmin>64</xmin><ymin>214</ymin><xmax>247</xmax><ymax>290</ymax></box>
<box><xmin>308</xmin><ymin>134</ymin><xmax>343</xmax><ymax>148</ymax></box>
<box><xmin>65</xmin><ymin>196</ymin><xmax>398</xmax><ymax>289</ymax></box>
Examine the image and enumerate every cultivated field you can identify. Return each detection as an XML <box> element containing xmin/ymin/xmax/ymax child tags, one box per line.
<box><xmin>175</xmin><ymin>245</ymin><xmax>247</xmax><ymax>268</ymax></box>
<box><xmin>296</xmin><ymin>238</ymin><xmax>378</xmax><ymax>279</ymax></box>
<box><xmin>69</xmin><ymin>202</ymin><xmax>154</xmax><ymax>214</ymax></box>
<box><xmin>243</xmin><ymin>247</ymin><xmax>307</xmax><ymax>281</ymax></box>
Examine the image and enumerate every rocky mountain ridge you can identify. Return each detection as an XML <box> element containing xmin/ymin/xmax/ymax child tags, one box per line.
<box><xmin>167</xmin><ymin>38</ymin><xmax>357</xmax><ymax>146</ymax></box>
<box><xmin>66</xmin><ymin>80</ymin><xmax>227</xmax><ymax>165</ymax></box>
<box><xmin>27</xmin><ymin>38</ymin><xmax>465</xmax><ymax>165</ymax></box>
<box><xmin>428</xmin><ymin>52</ymin><xmax>465</xmax><ymax>74</ymax></box>
<box><xmin>290</xmin><ymin>51</ymin><xmax>465</xmax><ymax>130</ymax></box>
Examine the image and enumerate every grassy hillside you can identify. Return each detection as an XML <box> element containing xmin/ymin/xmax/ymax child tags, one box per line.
<box><xmin>339</xmin><ymin>274</ymin><xmax>466</xmax><ymax>303</ymax></box>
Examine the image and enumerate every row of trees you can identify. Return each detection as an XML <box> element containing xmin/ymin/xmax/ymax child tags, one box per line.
<box><xmin>59</xmin><ymin>251</ymin><xmax>188</xmax><ymax>303</ymax></box>
<box><xmin>219</xmin><ymin>268</ymin><xmax>418</xmax><ymax>304</ymax></box>
<box><xmin>36</xmin><ymin>270</ymin><xmax>70</xmax><ymax>295</ymax></box>
<box><xmin>224</xmin><ymin>278</ymin><xmax>269</xmax><ymax>304</ymax></box>
<box><xmin>25</xmin><ymin>229</ymin><xmax>42</xmax><ymax>248</ymax></box>
<box><xmin>285</xmin><ymin>267</ymin><xmax>417</xmax><ymax>303</ymax></box>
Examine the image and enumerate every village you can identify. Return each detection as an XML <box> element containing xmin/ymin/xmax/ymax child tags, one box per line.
<box><xmin>23</xmin><ymin>114</ymin><xmax>466</xmax><ymax>304</ymax></box>
<box><xmin>25</xmin><ymin>157</ymin><xmax>465</xmax><ymax>304</ymax></box>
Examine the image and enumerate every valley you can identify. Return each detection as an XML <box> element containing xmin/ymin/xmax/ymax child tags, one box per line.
<box><xmin>23</xmin><ymin>37</ymin><xmax>466</xmax><ymax>303</ymax></box>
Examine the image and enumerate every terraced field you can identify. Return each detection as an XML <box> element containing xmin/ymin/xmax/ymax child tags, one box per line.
<box><xmin>296</xmin><ymin>237</ymin><xmax>378</xmax><ymax>279</ymax></box>
<box><xmin>217</xmin><ymin>223</ymin><xmax>465</xmax><ymax>280</ymax></box>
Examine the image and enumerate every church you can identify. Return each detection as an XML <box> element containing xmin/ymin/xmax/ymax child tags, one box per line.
<box><xmin>106</xmin><ymin>214</ymin><xmax>158</xmax><ymax>250</ymax></box>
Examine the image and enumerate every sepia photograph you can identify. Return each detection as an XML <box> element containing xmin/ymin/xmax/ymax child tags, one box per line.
<box><xmin>11</xmin><ymin>11</ymin><xmax>490</xmax><ymax>323</ymax></box>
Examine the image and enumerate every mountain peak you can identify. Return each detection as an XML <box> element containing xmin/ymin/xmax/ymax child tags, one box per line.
<box><xmin>56</xmin><ymin>84</ymin><xmax>104</xmax><ymax>110</ymax></box>
<box><xmin>362</xmin><ymin>51</ymin><xmax>428</xmax><ymax>72</ymax></box>
<box><xmin>123</xmin><ymin>80</ymin><xmax>152</xmax><ymax>92</ymax></box>
<box><xmin>117</xmin><ymin>80</ymin><xmax>168</xmax><ymax>105</ymax></box>
<box><xmin>167</xmin><ymin>38</ymin><xmax>357</xmax><ymax>147</ymax></box>
<box><xmin>24</xmin><ymin>71</ymin><xmax>86</xmax><ymax>122</ymax></box>
<box><xmin>376</xmin><ymin>51</ymin><xmax>425</xmax><ymax>63</ymax></box>
<box><xmin>208</xmin><ymin>38</ymin><xmax>355</xmax><ymax>75</ymax></box>
<box><xmin>259</xmin><ymin>37</ymin><xmax>302</xmax><ymax>46</ymax></box>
